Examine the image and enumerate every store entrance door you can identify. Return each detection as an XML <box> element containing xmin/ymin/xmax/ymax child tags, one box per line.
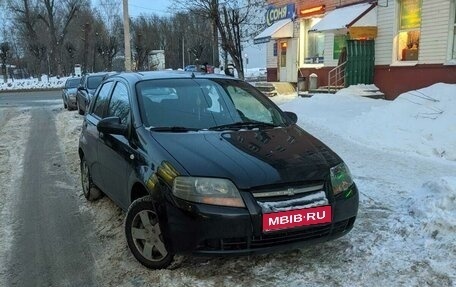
<box><xmin>279</xmin><ymin>41</ymin><xmax>288</xmax><ymax>82</ymax></box>
<box><xmin>346</xmin><ymin>40</ymin><xmax>375</xmax><ymax>86</ymax></box>
<box><xmin>278</xmin><ymin>39</ymin><xmax>298</xmax><ymax>82</ymax></box>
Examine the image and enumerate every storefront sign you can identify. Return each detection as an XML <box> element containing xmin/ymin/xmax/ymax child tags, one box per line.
<box><xmin>348</xmin><ymin>27</ymin><xmax>378</xmax><ymax>39</ymax></box>
<box><xmin>400</xmin><ymin>0</ymin><xmax>422</xmax><ymax>30</ymax></box>
<box><xmin>266</xmin><ymin>4</ymin><xmax>295</xmax><ymax>26</ymax></box>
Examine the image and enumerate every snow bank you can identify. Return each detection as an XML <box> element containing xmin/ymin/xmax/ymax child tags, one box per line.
<box><xmin>280</xmin><ymin>83</ymin><xmax>456</xmax><ymax>162</ymax></box>
<box><xmin>409</xmin><ymin>177</ymin><xmax>456</xmax><ymax>233</ymax></box>
<box><xmin>0</xmin><ymin>76</ymin><xmax>69</xmax><ymax>91</ymax></box>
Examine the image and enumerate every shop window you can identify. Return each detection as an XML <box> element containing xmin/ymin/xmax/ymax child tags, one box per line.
<box><xmin>333</xmin><ymin>35</ymin><xmax>347</xmax><ymax>60</ymax></box>
<box><xmin>397</xmin><ymin>0</ymin><xmax>422</xmax><ymax>61</ymax></box>
<box><xmin>302</xmin><ymin>18</ymin><xmax>325</xmax><ymax>64</ymax></box>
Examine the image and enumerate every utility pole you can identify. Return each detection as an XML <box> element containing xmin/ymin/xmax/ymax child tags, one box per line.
<box><xmin>212</xmin><ymin>0</ymin><xmax>220</xmax><ymax>67</ymax></box>
<box><xmin>82</xmin><ymin>22</ymin><xmax>91</xmax><ymax>74</ymax></box>
<box><xmin>123</xmin><ymin>0</ymin><xmax>131</xmax><ymax>71</ymax></box>
<box><xmin>182</xmin><ymin>37</ymin><xmax>185</xmax><ymax>69</ymax></box>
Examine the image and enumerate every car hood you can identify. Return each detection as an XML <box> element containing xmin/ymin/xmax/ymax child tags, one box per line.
<box><xmin>152</xmin><ymin>125</ymin><xmax>342</xmax><ymax>189</ymax></box>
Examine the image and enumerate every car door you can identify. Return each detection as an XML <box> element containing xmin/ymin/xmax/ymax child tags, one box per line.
<box><xmin>84</xmin><ymin>81</ymin><xmax>115</xmax><ymax>190</ymax></box>
<box><xmin>97</xmin><ymin>81</ymin><xmax>133</xmax><ymax>208</ymax></box>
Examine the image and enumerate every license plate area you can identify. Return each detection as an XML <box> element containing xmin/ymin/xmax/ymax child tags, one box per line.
<box><xmin>262</xmin><ymin>205</ymin><xmax>332</xmax><ymax>232</ymax></box>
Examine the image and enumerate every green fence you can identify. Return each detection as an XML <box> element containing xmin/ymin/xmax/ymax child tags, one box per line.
<box><xmin>346</xmin><ymin>40</ymin><xmax>375</xmax><ymax>87</ymax></box>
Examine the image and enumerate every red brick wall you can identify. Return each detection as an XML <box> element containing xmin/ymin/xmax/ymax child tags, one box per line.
<box><xmin>374</xmin><ymin>65</ymin><xmax>456</xmax><ymax>100</ymax></box>
<box><xmin>267</xmin><ymin>68</ymin><xmax>278</xmax><ymax>82</ymax></box>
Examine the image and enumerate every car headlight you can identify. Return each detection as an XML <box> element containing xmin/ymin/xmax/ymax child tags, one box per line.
<box><xmin>172</xmin><ymin>177</ymin><xmax>245</xmax><ymax>208</ymax></box>
<box><xmin>330</xmin><ymin>162</ymin><xmax>354</xmax><ymax>196</ymax></box>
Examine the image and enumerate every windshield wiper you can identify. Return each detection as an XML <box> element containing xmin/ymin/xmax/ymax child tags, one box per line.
<box><xmin>208</xmin><ymin>121</ymin><xmax>279</xmax><ymax>131</ymax></box>
<box><xmin>149</xmin><ymin>126</ymin><xmax>200</xmax><ymax>132</ymax></box>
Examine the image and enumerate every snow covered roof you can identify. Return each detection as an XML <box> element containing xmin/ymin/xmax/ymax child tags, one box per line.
<box><xmin>310</xmin><ymin>3</ymin><xmax>377</xmax><ymax>32</ymax></box>
<box><xmin>254</xmin><ymin>18</ymin><xmax>293</xmax><ymax>44</ymax></box>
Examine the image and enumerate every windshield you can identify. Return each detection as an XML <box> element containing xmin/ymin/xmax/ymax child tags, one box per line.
<box><xmin>87</xmin><ymin>76</ymin><xmax>104</xmax><ymax>90</ymax></box>
<box><xmin>65</xmin><ymin>78</ymin><xmax>80</xmax><ymax>89</ymax></box>
<box><xmin>136</xmin><ymin>79</ymin><xmax>287</xmax><ymax>130</ymax></box>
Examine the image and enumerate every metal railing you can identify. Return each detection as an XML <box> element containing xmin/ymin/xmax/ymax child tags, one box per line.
<box><xmin>328</xmin><ymin>61</ymin><xmax>347</xmax><ymax>93</ymax></box>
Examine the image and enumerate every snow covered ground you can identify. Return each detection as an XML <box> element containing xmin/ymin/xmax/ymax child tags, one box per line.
<box><xmin>0</xmin><ymin>76</ymin><xmax>69</xmax><ymax>91</ymax></box>
<box><xmin>1</xmin><ymin>83</ymin><xmax>455</xmax><ymax>286</ymax></box>
<box><xmin>0</xmin><ymin>69</ymin><xmax>268</xmax><ymax>91</ymax></box>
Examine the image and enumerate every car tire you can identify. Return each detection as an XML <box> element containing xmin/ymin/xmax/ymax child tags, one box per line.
<box><xmin>80</xmin><ymin>157</ymin><xmax>103</xmax><ymax>201</ymax></box>
<box><xmin>125</xmin><ymin>196</ymin><xmax>174</xmax><ymax>269</ymax></box>
<box><xmin>63</xmin><ymin>98</ymin><xmax>67</xmax><ymax>109</ymax></box>
<box><xmin>77</xmin><ymin>101</ymin><xmax>83</xmax><ymax>115</ymax></box>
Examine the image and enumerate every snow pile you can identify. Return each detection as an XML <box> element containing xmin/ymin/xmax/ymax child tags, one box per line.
<box><xmin>409</xmin><ymin>177</ymin><xmax>456</xmax><ymax>233</ymax></box>
<box><xmin>336</xmin><ymin>84</ymin><xmax>384</xmax><ymax>97</ymax></box>
<box><xmin>281</xmin><ymin>83</ymin><xmax>456</xmax><ymax>161</ymax></box>
<box><xmin>244</xmin><ymin>67</ymin><xmax>267</xmax><ymax>78</ymax></box>
<box><xmin>0</xmin><ymin>76</ymin><xmax>69</xmax><ymax>91</ymax></box>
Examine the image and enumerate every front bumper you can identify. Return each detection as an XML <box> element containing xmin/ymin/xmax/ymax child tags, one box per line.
<box><xmin>163</xmin><ymin>184</ymin><xmax>359</xmax><ymax>255</ymax></box>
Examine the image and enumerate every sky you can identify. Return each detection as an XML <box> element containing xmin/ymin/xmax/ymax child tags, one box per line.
<box><xmin>96</xmin><ymin>0</ymin><xmax>267</xmax><ymax>68</ymax></box>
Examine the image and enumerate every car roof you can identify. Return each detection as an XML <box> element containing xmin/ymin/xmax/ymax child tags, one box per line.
<box><xmin>66</xmin><ymin>77</ymin><xmax>81</xmax><ymax>81</ymax></box>
<box><xmin>108</xmin><ymin>71</ymin><xmax>237</xmax><ymax>82</ymax></box>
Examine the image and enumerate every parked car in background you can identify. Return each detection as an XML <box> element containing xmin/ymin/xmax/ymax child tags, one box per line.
<box><xmin>78</xmin><ymin>71</ymin><xmax>359</xmax><ymax>269</ymax></box>
<box><xmin>62</xmin><ymin>77</ymin><xmax>81</xmax><ymax>110</ymax></box>
<box><xmin>76</xmin><ymin>72</ymin><xmax>112</xmax><ymax>115</ymax></box>
<box><xmin>184</xmin><ymin>65</ymin><xmax>197</xmax><ymax>72</ymax></box>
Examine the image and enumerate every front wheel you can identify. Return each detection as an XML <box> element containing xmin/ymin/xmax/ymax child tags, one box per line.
<box><xmin>125</xmin><ymin>196</ymin><xmax>174</xmax><ymax>269</ymax></box>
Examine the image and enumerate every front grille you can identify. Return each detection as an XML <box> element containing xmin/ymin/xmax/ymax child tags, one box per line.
<box><xmin>252</xmin><ymin>182</ymin><xmax>325</xmax><ymax>200</ymax></box>
<box><xmin>253</xmin><ymin>182</ymin><xmax>329</xmax><ymax>213</ymax></box>
<box><xmin>196</xmin><ymin>218</ymin><xmax>355</xmax><ymax>252</ymax></box>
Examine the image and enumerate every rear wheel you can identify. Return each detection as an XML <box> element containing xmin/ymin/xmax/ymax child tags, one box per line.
<box><xmin>125</xmin><ymin>196</ymin><xmax>174</xmax><ymax>269</ymax></box>
<box><xmin>63</xmin><ymin>97</ymin><xmax>67</xmax><ymax>109</ymax></box>
<box><xmin>77</xmin><ymin>101</ymin><xmax>83</xmax><ymax>115</ymax></box>
<box><xmin>80</xmin><ymin>157</ymin><xmax>103</xmax><ymax>201</ymax></box>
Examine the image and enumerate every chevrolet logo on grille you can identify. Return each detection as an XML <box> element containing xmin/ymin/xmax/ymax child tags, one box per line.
<box><xmin>285</xmin><ymin>188</ymin><xmax>295</xmax><ymax>196</ymax></box>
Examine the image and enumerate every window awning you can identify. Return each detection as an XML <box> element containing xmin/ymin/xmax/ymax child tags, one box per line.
<box><xmin>310</xmin><ymin>3</ymin><xmax>377</xmax><ymax>32</ymax></box>
<box><xmin>254</xmin><ymin>19</ymin><xmax>293</xmax><ymax>44</ymax></box>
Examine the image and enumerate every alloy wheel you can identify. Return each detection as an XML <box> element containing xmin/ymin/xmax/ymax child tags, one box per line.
<box><xmin>131</xmin><ymin>210</ymin><xmax>168</xmax><ymax>261</ymax></box>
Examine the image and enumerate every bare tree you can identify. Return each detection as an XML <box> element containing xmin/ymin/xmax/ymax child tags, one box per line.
<box><xmin>36</xmin><ymin>0</ymin><xmax>83</xmax><ymax>75</ymax></box>
<box><xmin>7</xmin><ymin>0</ymin><xmax>85</xmax><ymax>76</ymax></box>
<box><xmin>0</xmin><ymin>42</ymin><xmax>10</xmax><ymax>82</ymax></box>
<box><xmin>173</xmin><ymin>0</ymin><xmax>264</xmax><ymax>79</ymax></box>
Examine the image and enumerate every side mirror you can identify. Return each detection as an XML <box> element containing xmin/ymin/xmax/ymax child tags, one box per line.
<box><xmin>284</xmin><ymin>111</ymin><xmax>298</xmax><ymax>124</ymax></box>
<box><xmin>97</xmin><ymin>117</ymin><xmax>127</xmax><ymax>136</ymax></box>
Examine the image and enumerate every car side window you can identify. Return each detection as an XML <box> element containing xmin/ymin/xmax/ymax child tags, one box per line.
<box><xmin>107</xmin><ymin>82</ymin><xmax>130</xmax><ymax>124</ymax></box>
<box><xmin>92</xmin><ymin>81</ymin><xmax>114</xmax><ymax>118</ymax></box>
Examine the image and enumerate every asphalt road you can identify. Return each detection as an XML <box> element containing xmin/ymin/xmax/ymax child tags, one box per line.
<box><xmin>0</xmin><ymin>90</ymin><xmax>62</xmax><ymax>108</ymax></box>
<box><xmin>2</xmin><ymin>91</ymin><xmax>99</xmax><ymax>286</ymax></box>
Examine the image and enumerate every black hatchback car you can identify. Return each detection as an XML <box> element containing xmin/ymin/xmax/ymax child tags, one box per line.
<box><xmin>78</xmin><ymin>71</ymin><xmax>358</xmax><ymax>269</ymax></box>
